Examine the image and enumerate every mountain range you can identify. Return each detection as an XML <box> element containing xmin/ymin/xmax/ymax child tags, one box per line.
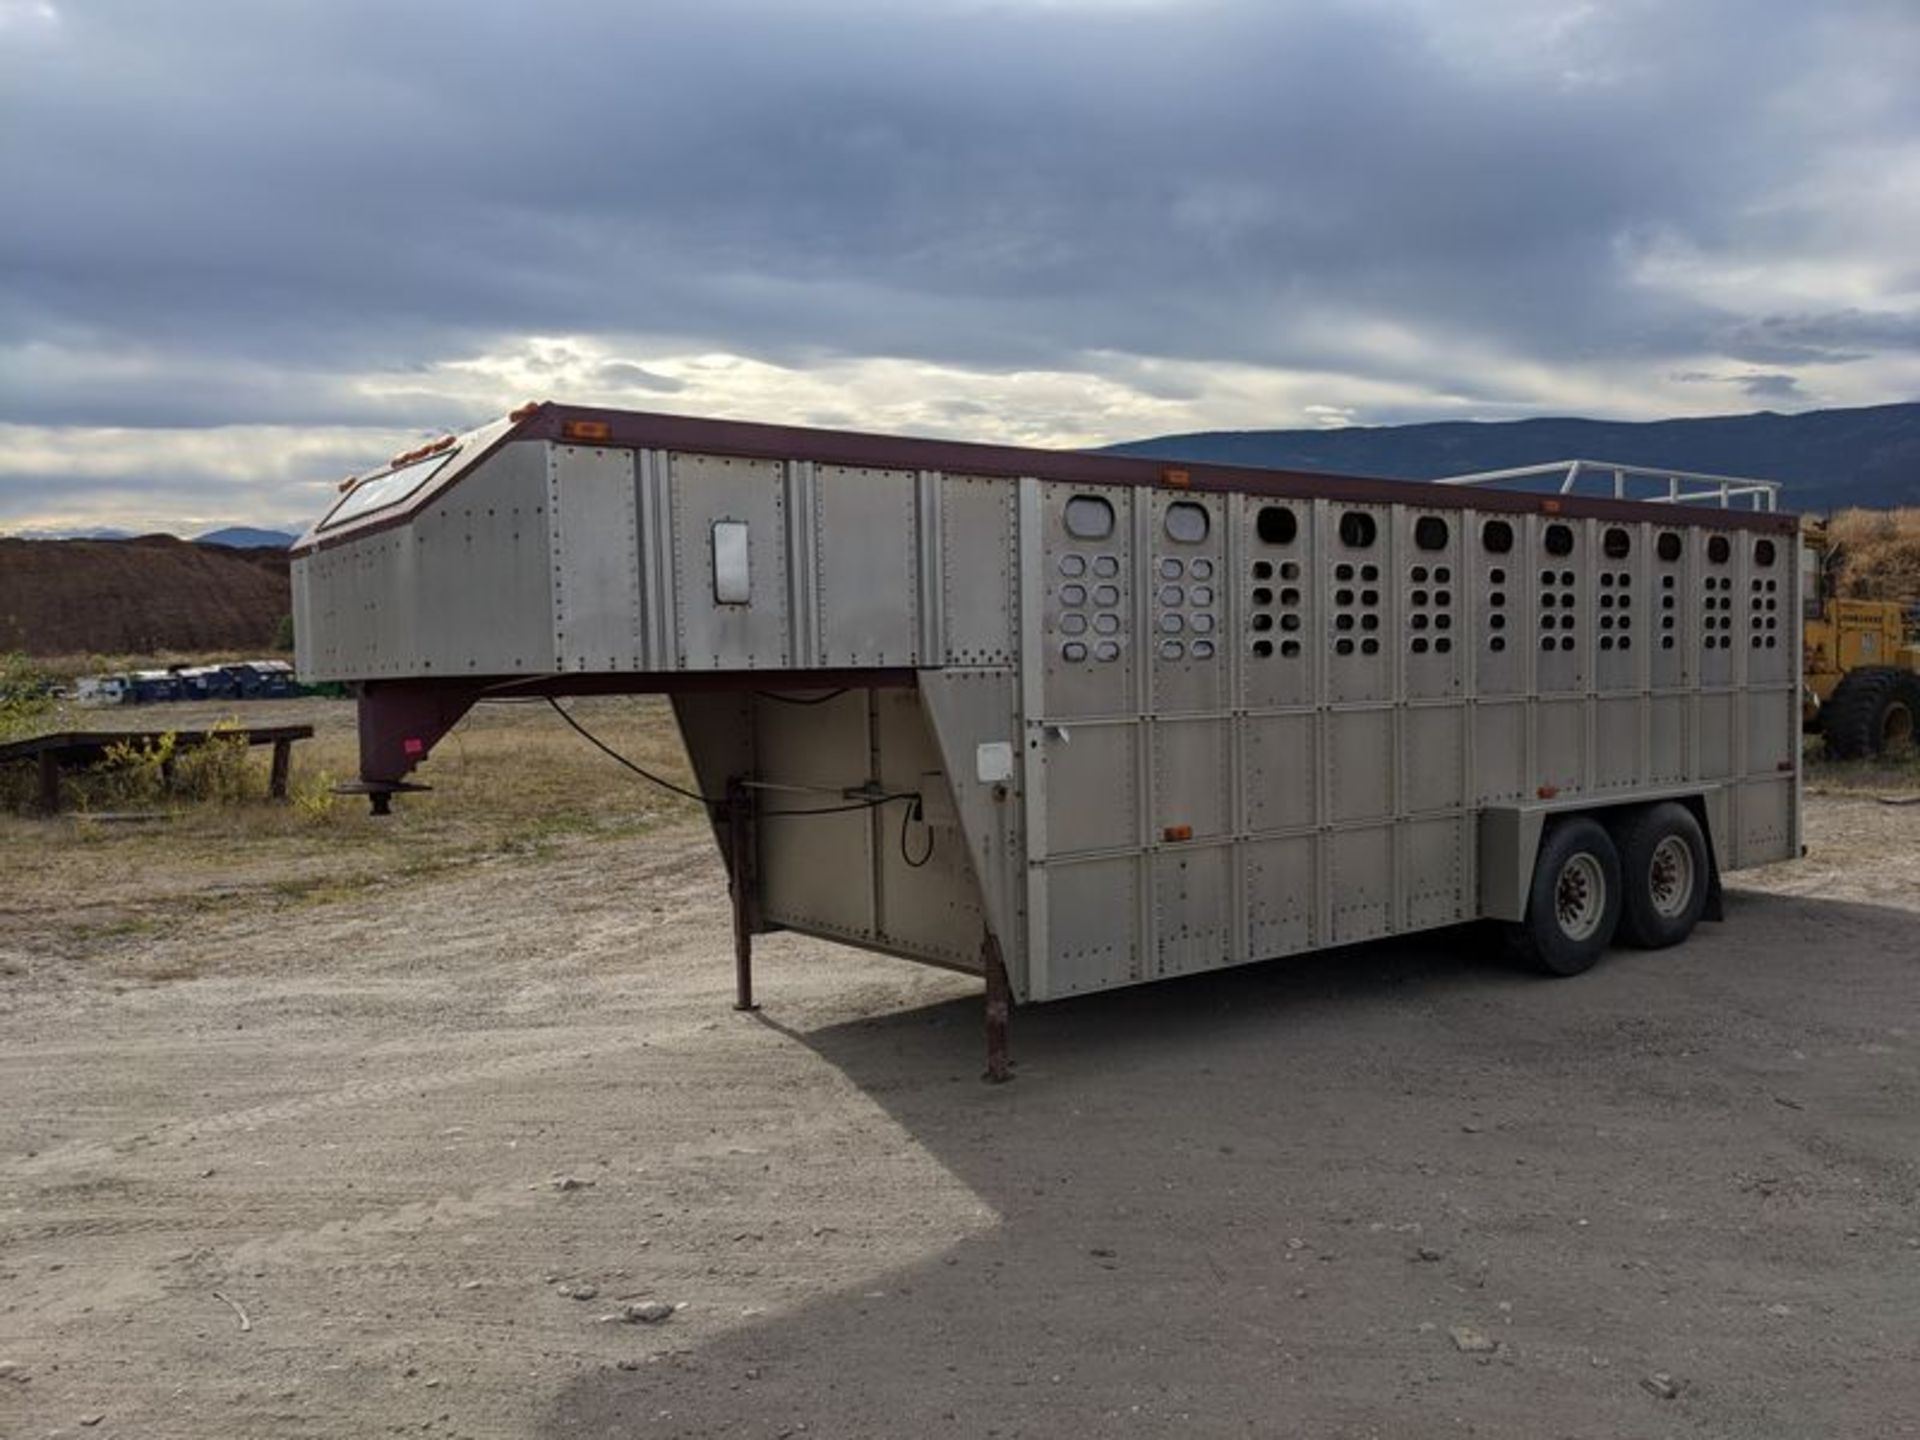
<box><xmin>1103</xmin><ymin>401</ymin><xmax>1920</xmax><ymax>512</ymax></box>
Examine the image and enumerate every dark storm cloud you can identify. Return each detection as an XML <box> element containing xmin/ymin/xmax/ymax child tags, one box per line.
<box><xmin>1</xmin><ymin>0</ymin><xmax>1917</xmax><ymax>523</ymax></box>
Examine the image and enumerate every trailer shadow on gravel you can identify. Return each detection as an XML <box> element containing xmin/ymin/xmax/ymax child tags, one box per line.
<box><xmin>542</xmin><ymin>885</ymin><xmax>1920</xmax><ymax>1439</ymax></box>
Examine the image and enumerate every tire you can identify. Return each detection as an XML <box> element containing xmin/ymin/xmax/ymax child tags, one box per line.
<box><xmin>1822</xmin><ymin>666</ymin><xmax>1920</xmax><ymax>759</ymax></box>
<box><xmin>1505</xmin><ymin>816</ymin><xmax>1623</xmax><ymax>977</ymax></box>
<box><xmin>1612</xmin><ymin>802</ymin><xmax>1710</xmax><ymax>949</ymax></box>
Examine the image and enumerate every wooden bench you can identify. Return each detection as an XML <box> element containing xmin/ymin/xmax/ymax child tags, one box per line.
<box><xmin>0</xmin><ymin>726</ymin><xmax>316</xmax><ymax>814</ymax></box>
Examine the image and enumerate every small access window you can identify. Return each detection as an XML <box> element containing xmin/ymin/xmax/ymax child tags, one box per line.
<box><xmin>1707</xmin><ymin>535</ymin><xmax>1731</xmax><ymax>564</ymax></box>
<box><xmin>1755</xmin><ymin>538</ymin><xmax>1777</xmax><ymax>567</ymax></box>
<box><xmin>1413</xmin><ymin>516</ymin><xmax>1450</xmax><ymax>551</ymax></box>
<box><xmin>1164</xmin><ymin>501</ymin><xmax>1210</xmax><ymax>544</ymax></box>
<box><xmin>1065</xmin><ymin>495</ymin><xmax>1115</xmax><ymax>540</ymax></box>
<box><xmin>1656</xmin><ymin>531</ymin><xmax>1683</xmax><ymax>563</ymax></box>
<box><xmin>712</xmin><ymin>521</ymin><xmax>751</xmax><ymax>604</ymax></box>
<box><xmin>1543</xmin><ymin>523</ymin><xmax>1575</xmax><ymax>557</ymax></box>
<box><xmin>1603</xmin><ymin>527</ymin><xmax>1631</xmax><ymax>559</ymax></box>
<box><xmin>1256</xmin><ymin>505</ymin><xmax>1298</xmax><ymax>545</ymax></box>
<box><xmin>1481</xmin><ymin>519</ymin><xmax>1514</xmax><ymax>554</ymax></box>
<box><xmin>1338</xmin><ymin>511</ymin><xmax>1377</xmax><ymax>548</ymax></box>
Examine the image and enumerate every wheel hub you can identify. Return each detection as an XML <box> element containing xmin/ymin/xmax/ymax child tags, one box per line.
<box><xmin>1555</xmin><ymin>853</ymin><xmax>1607</xmax><ymax>941</ymax></box>
<box><xmin>1648</xmin><ymin>835</ymin><xmax>1695</xmax><ymax>919</ymax></box>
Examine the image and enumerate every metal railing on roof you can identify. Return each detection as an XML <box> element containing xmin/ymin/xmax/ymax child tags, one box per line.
<box><xmin>1431</xmin><ymin>459</ymin><xmax>1781</xmax><ymax>512</ymax></box>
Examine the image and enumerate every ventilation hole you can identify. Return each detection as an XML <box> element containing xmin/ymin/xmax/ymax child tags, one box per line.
<box><xmin>1560</xmin><ymin>571</ymin><xmax>1575</xmax><ymax>586</ymax></box>
<box><xmin>1281</xmin><ymin>561</ymin><xmax>1301</xmax><ymax>580</ymax></box>
<box><xmin>1361</xmin><ymin>614</ymin><xmax>1379</xmax><ymax>632</ymax></box>
<box><xmin>1560</xmin><ymin>636</ymin><xmax>1575</xmax><ymax>651</ymax></box>
<box><xmin>1600</xmin><ymin>637</ymin><xmax>1614</xmax><ymax>650</ymax></box>
<box><xmin>1335</xmin><ymin>563</ymin><xmax>1354</xmax><ymax>581</ymax></box>
<box><xmin>1281</xmin><ymin>639</ymin><xmax>1301</xmax><ymax>657</ymax></box>
<box><xmin>1707</xmin><ymin>535</ymin><xmax>1731</xmax><ymax>564</ymax></box>
<box><xmin>1251</xmin><ymin>613</ymin><xmax>1274</xmax><ymax>632</ymax></box>
<box><xmin>1435</xmin><ymin>614</ymin><xmax>1451</xmax><ymax>631</ymax></box>
<box><xmin>1657</xmin><ymin>532</ymin><xmax>1683</xmax><ymax>563</ymax></box>
<box><xmin>1489</xmin><ymin>567</ymin><xmax>1506</xmax><ymax>584</ymax></box>
<box><xmin>1491</xmin><ymin>636</ymin><xmax>1507</xmax><ymax>652</ymax></box>
<box><xmin>1335</xmin><ymin>638</ymin><xmax>1355</xmax><ymax>656</ymax></box>
<box><xmin>1540</xmin><ymin>570</ymin><xmax>1556</xmax><ymax>586</ymax></box>
<box><xmin>1436</xmin><ymin>567</ymin><xmax>1452</xmax><ymax>583</ymax></box>
<box><xmin>1339</xmin><ymin>511</ymin><xmax>1378</xmax><ymax>548</ymax></box>
<box><xmin>1490</xmin><ymin>613</ymin><xmax>1505</xmax><ymax>630</ymax></box>
<box><xmin>1755</xmin><ymin>538</ymin><xmax>1777</xmax><ymax>567</ymax></box>
<box><xmin>1414</xmin><ymin>515</ymin><xmax>1450</xmax><ymax>551</ymax></box>
<box><xmin>1361</xmin><ymin>565</ymin><xmax>1380</xmax><ymax>582</ymax></box>
<box><xmin>1544</xmin><ymin>523</ymin><xmax>1574</xmax><ymax>557</ymax></box>
<box><xmin>1411</xmin><ymin>566</ymin><xmax>1429</xmax><ymax>583</ymax></box>
<box><xmin>1436</xmin><ymin>591</ymin><xmax>1452</xmax><ymax>607</ymax></box>
<box><xmin>1253</xmin><ymin>560</ymin><xmax>1274</xmax><ymax>580</ymax></box>
<box><xmin>1336</xmin><ymin>588</ymin><xmax>1354</xmax><ymax>606</ymax></box>
<box><xmin>1361</xmin><ymin>590</ymin><xmax>1379</xmax><ymax>606</ymax></box>
<box><xmin>1435</xmin><ymin>637</ymin><xmax>1451</xmax><ymax>654</ymax></box>
<box><xmin>1619</xmin><ymin>637</ymin><xmax>1631</xmax><ymax>650</ymax></box>
<box><xmin>1603</xmin><ymin>527</ymin><xmax>1631</xmax><ymax>559</ymax></box>
<box><xmin>1164</xmin><ymin>501</ymin><xmax>1209</xmax><ymax>544</ymax></box>
<box><xmin>1335</xmin><ymin>614</ymin><xmax>1355</xmax><ymax>631</ymax></box>
<box><xmin>1256</xmin><ymin>505</ymin><xmax>1298</xmax><ymax>545</ymax></box>
<box><xmin>1411</xmin><ymin>637</ymin><xmax>1429</xmax><ymax>654</ymax></box>
<box><xmin>1252</xmin><ymin>639</ymin><xmax>1273</xmax><ymax>658</ymax></box>
<box><xmin>1541</xmin><ymin>636</ymin><xmax>1556</xmax><ymax>651</ymax></box>
<box><xmin>1360</xmin><ymin>638</ymin><xmax>1379</xmax><ymax>655</ymax></box>
<box><xmin>1252</xmin><ymin>587</ymin><xmax>1274</xmax><ymax>605</ymax></box>
<box><xmin>1280</xmin><ymin>587</ymin><xmax>1300</xmax><ymax>605</ymax></box>
<box><xmin>1064</xmin><ymin>495</ymin><xmax>1115</xmax><ymax>540</ymax></box>
<box><xmin>1411</xmin><ymin>614</ymin><xmax>1429</xmax><ymax>631</ymax></box>
<box><xmin>1281</xmin><ymin>613</ymin><xmax>1301</xmax><ymax>631</ymax></box>
<box><xmin>1482</xmin><ymin>519</ymin><xmax>1515</xmax><ymax>554</ymax></box>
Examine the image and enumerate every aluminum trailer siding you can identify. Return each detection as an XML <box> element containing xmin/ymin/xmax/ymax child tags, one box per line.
<box><xmin>293</xmin><ymin>404</ymin><xmax>1802</xmax><ymax>1062</ymax></box>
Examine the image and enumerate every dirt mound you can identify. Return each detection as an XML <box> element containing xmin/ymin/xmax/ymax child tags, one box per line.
<box><xmin>0</xmin><ymin>534</ymin><xmax>291</xmax><ymax>657</ymax></box>
<box><xmin>1827</xmin><ymin>507</ymin><xmax>1920</xmax><ymax>602</ymax></box>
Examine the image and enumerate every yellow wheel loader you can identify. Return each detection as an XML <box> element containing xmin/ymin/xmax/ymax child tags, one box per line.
<box><xmin>1802</xmin><ymin>519</ymin><xmax>1920</xmax><ymax>758</ymax></box>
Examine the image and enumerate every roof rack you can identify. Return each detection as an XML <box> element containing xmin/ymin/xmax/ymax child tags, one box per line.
<box><xmin>1432</xmin><ymin>458</ymin><xmax>1781</xmax><ymax>512</ymax></box>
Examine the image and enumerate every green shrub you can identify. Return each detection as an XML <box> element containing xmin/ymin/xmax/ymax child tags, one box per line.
<box><xmin>0</xmin><ymin>652</ymin><xmax>54</xmax><ymax>743</ymax></box>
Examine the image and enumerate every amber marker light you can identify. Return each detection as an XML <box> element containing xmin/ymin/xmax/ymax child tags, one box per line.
<box><xmin>561</xmin><ymin>419</ymin><xmax>613</xmax><ymax>442</ymax></box>
<box><xmin>1163</xmin><ymin>823</ymin><xmax>1194</xmax><ymax>842</ymax></box>
<box><xmin>1162</xmin><ymin>467</ymin><xmax>1192</xmax><ymax>489</ymax></box>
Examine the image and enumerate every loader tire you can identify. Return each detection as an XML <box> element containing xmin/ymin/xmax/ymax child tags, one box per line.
<box><xmin>1822</xmin><ymin>666</ymin><xmax>1920</xmax><ymax>759</ymax></box>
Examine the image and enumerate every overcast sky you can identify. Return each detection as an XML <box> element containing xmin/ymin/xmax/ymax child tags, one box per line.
<box><xmin>3</xmin><ymin>0</ymin><xmax>1917</xmax><ymax>533</ymax></box>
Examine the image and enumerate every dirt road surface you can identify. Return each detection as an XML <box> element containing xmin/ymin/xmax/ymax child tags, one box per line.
<box><xmin>2</xmin><ymin>795</ymin><xmax>1916</xmax><ymax>1438</ymax></box>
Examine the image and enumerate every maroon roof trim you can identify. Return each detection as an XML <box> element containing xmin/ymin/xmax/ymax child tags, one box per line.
<box><xmin>292</xmin><ymin>402</ymin><xmax>1798</xmax><ymax>556</ymax></box>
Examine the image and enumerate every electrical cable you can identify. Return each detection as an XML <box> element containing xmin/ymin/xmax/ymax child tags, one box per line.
<box><xmin>545</xmin><ymin>697</ymin><xmax>720</xmax><ymax>806</ymax></box>
<box><xmin>545</xmin><ymin>698</ymin><xmax>925</xmax><ymax>841</ymax></box>
<box><xmin>899</xmin><ymin>795</ymin><xmax>934</xmax><ymax>868</ymax></box>
<box><xmin>753</xmin><ymin>688</ymin><xmax>849</xmax><ymax>706</ymax></box>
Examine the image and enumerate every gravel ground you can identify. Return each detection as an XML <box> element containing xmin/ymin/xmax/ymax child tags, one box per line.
<box><xmin>1</xmin><ymin>794</ymin><xmax>1916</xmax><ymax>1439</ymax></box>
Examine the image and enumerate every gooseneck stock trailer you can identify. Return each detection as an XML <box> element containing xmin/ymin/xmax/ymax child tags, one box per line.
<box><xmin>292</xmin><ymin>405</ymin><xmax>1802</xmax><ymax>1077</ymax></box>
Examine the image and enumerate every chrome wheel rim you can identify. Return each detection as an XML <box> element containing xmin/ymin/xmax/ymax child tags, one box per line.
<box><xmin>1648</xmin><ymin>835</ymin><xmax>1695</xmax><ymax>919</ymax></box>
<box><xmin>1555</xmin><ymin>853</ymin><xmax>1607</xmax><ymax>942</ymax></box>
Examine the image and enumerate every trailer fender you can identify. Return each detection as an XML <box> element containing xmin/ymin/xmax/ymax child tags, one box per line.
<box><xmin>1479</xmin><ymin>785</ymin><xmax>1728</xmax><ymax>924</ymax></box>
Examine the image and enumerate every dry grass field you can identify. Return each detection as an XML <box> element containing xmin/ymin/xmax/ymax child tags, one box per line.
<box><xmin>2</xmin><ymin>694</ymin><xmax>1917</xmax><ymax>1439</ymax></box>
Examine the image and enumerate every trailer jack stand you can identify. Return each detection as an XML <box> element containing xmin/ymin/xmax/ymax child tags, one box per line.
<box><xmin>983</xmin><ymin>933</ymin><xmax>1012</xmax><ymax>1084</ymax></box>
<box><xmin>726</xmin><ymin>779</ymin><xmax>759</xmax><ymax>1012</ymax></box>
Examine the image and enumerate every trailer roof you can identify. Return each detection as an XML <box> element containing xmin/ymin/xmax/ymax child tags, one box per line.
<box><xmin>295</xmin><ymin>402</ymin><xmax>1798</xmax><ymax>555</ymax></box>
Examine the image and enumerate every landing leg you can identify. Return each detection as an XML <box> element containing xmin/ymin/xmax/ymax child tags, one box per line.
<box><xmin>983</xmin><ymin>932</ymin><xmax>1012</xmax><ymax>1084</ymax></box>
<box><xmin>727</xmin><ymin>778</ymin><xmax>758</xmax><ymax>1012</ymax></box>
